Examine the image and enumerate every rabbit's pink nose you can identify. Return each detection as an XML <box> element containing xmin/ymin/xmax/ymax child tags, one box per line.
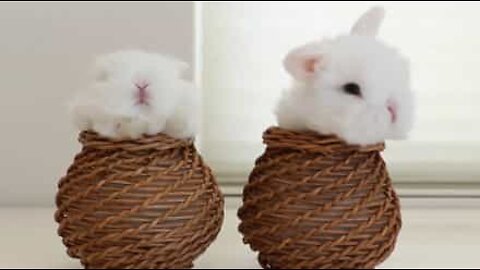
<box><xmin>135</xmin><ymin>81</ymin><xmax>150</xmax><ymax>105</ymax></box>
<box><xmin>387</xmin><ymin>99</ymin><xmax>397</xmax><ymax>123</ymax></box>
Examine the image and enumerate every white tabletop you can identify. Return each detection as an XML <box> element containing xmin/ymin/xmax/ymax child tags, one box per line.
<box><xmin>0</xmin><ymin>197</ymin><xmax>479</xmax><ymax>268</ymax></box>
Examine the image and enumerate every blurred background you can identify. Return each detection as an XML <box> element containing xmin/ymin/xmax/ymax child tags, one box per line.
<box><xmin>0</xmin><ymin>1</ymin><xmax>479</xmax><ymax>206</ymax></box>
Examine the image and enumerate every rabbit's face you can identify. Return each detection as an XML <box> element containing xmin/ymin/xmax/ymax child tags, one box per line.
<box><xmin>70</xmin><ymin>50</ymin><xmax>195</xmax><ymax>139</ymax></box>
<box><xmin>281</xmin><ymin>7</ymin><xmax>414</xmax><ymax>145</ymax></box>
<box><xmin>91</xmin><ymin>50</ymin><xmax>187</xmax><ymax>116</ymax></box>
<box><xmin>309</xmin><ymin>36</ymin><xmax>413</xmax><ymax>145</ymax></box>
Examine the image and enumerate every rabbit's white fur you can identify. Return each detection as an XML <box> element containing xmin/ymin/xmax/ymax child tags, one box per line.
<box><xmin>71</xmin><ymin>50</ymin><xmax>199</xmax><ymax>139</ymax></box>
<box><xmin>277</xmin><ymin>7</ymin><xmax>414</xmax><ymax>145</ymax></box>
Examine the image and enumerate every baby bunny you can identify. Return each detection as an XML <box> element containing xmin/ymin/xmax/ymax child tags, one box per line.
<box><xmin>71</xmin><ymin>50</ymin><xmax>199</xmax><ymax>139</ymax></box>
<box><xmin>276</xmin><ymin>7</ymin><xmax>414</xmax><ymax>145</ymax></box>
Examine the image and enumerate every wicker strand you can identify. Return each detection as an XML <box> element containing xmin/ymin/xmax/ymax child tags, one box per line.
<box><xmin>238</xmin><ymin>127</ymin><xmax>401</xmax><ymax>269</ymax></box>
<box><xmin>55</xmin><ymin>131</ymin><xmax>224</xmax><ymax>269</ymax></box>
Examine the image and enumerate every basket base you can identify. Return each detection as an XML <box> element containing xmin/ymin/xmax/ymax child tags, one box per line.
<box><xmin>83</xmin><ymin>261</ymin><xmax>194</xmax><ymax>269</ymax></box>
<box><xmin>258</xmin><ymin>253</ymin><xmax>378</xmax><ymax>269</ymax></box>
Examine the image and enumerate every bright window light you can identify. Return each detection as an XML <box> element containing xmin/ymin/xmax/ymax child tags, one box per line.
<box><xmin>200</xmin><ymin>2</ymin><xmax>480</xmax><ymax>183</ymax></box>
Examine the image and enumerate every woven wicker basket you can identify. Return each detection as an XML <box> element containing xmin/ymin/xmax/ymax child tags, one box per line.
<box><xmin>238</xmin><ymin>127</ymin><xmax>401</xmax><ymax>269</ymax></box>
<box><xmin>55</xmin><ymin>131</ymin><xmax>224</xmax><ymax>269</ymax></box>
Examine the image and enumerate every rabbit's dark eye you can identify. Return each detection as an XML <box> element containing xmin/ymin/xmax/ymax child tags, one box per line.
<box><xmin>342</xmin><ymin>82</ymin><xmax>362</xmax><ymax>97</ymax></box>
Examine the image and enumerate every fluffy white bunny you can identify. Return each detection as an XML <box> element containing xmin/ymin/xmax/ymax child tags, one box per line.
<box><xmin>276</xmin><ymin>7</ymin><xmax>415</xmax><ymax>146</ymax></box>
<box><xmin>71</xmin><ymin>50</ymin><xmax>199</xmax><ymax>139</ymax></box>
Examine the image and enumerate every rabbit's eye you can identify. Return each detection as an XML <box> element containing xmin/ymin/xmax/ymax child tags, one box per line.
<box><xmin>342</xmin><ymin>82</ymin><xmax>362</xmax><ymax>97</ymax></box>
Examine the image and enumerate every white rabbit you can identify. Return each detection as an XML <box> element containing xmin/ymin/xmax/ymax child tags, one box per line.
<box><xmin>70</xmin><ymin>50</ymin><xmax>199</xmax><ymax>139</ymax></box>
<box><xmin>276</xmin><ymin>7</ymin><xmax>415</xmax><ymax>146</ymax></box>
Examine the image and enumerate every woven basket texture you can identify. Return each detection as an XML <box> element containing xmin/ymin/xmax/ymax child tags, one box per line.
<box><xmin>55</xmin><ymin>131</ymin><xmax>224</xmax><ymax>269</ymax></box>
<box><xmin>238</xmin><ymin>127</ymin><xmax>401</xmax><ymax>269</ymax></box>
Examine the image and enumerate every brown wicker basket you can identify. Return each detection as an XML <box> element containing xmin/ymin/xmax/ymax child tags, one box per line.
<box><xmin>55</xmin><ymin>131</ymin><xmax>224</xmax><ymax>269</ymax></box>
<box><xmin>238</xmin><ymin>127</ymin><xmax>401</xmax><ymax>269</ymax></box>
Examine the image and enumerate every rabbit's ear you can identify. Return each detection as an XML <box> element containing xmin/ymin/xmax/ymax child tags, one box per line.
<box><xmin>171</xmin><ymin>59</ymin><xmax>189</xmax><ymax>75</ymax></box>
<box><xmin>161</xmin><ymin>56</ymin><xmax>189</xmax><ymax>78</ymax></box>
<box><xmin>91</xmin><ymin>54</ymin><xmax>113</xmax><ymax>81</ymax></box>
<box><xmin>283</xmin><ymin>43</ymin><xmax>324</xmax><ymax>81</ymax></box>
<box><xmin>351</xmin><ymin>6</ymin><xmax>385</xmax><ymax>37</ymax></box>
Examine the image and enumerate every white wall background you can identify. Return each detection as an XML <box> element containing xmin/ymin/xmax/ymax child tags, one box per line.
<box><xmin>0</xmin><ymin>2</ymin><xmax>194</xmax><ymax>206</ymax></box>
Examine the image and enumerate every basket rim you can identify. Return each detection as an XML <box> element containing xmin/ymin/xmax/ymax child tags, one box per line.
<box><xmin>263</xmin><ymin>127</ymin><xmax>385</xmax><ymax>153</ymax></box>
<box><xmin>78</xmin><ymin>130</ymin><xmax>194</xmax><ymax>151</ymax></box>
